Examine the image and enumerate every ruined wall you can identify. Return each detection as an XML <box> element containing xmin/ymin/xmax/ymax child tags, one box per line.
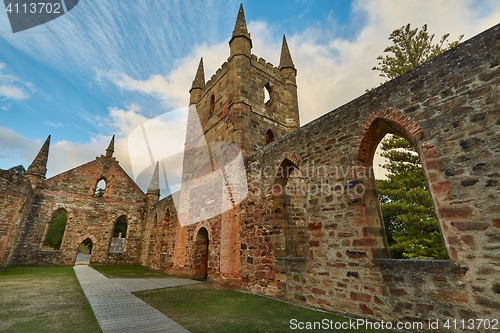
<box><xmin>140</xmin><ymin>19</ymin><xmax>499</xmax><ymax>331</ymax></box>
<box><xmin>2</xmin><ymin>10</ymin><xmax>496</xmax><ymax>331</ymax></box>
<box><xmin>0</xmin><ymin>170</ymin><xmax>33</xmax><ymax>269</ymax></box>
<box><xmin>236</xmin><ymin>23</ymin><xmax>500</xmax><ymax>328</ymax></box>
<box><xmin>11</xmin><ymin>156</ymin><xmax>147</xmax><ymax>266</ymax></box>
<box><xmin>141</xmin><ymin>193</ymin><xmax>231</xmax><ymax>284</ymax></box>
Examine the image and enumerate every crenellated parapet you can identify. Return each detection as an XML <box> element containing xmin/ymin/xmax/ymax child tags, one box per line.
<box><xmin>203</xmin><ymin>61</ymin><xmax>230</xmax><ymax>94</ymax></box>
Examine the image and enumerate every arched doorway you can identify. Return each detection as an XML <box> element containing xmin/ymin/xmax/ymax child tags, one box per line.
<box><xmin>193</xmin><ymin>228</ymin><xmax>209</xmax><ymax>280</ymax></box>
<box><xmin>75</xmin><ymin>238</ymin><xmax>93</xmax><ymax>265</ymax></box>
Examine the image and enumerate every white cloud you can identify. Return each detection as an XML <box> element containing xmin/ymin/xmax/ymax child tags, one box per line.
<box><xmin>44</xmin><ymin>121</ymin><xmax>64</xmax><ymax>128</ymax></box>
<box><xmin>0</xmin><ymin>127</ymin><xmax>41</xmax><ymax>170</ymax></box>
<box><xmin>104</xmin><ymin>104</ymin><xmax>148</xmax><ymax>135</ymax></box>
<box><xmin>0</xmin><ymin>85</ymin><xmax>28</xmax><ymax>100</ymax></box>
<box><xmin>96</xmin><ymin>41</ymin><xmax>229</xmax><ymax>110</ymax></box>
<box><xmin>0</xmin><ymin>1</ymin><xmax>238</xmax><ymax>82</ymax></box>
<box><xmin>0</xmin><ymin>63</ymin><xmax>31</xmax><ymax>102</ymax></box>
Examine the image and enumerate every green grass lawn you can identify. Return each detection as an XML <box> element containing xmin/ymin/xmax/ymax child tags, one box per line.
<box><xmin>0</xmin><ymin>265</ymin><xmax>398</xmax><ymax>333</ymax></box>
<box><xmin>91</xmin><ymin>264</ymin><xmax>170</xmax><ymax>278</ymax></box>
<box><xmin>0</xmin><ymin>266</ymin><xmax>101</xmax><ymax>333</ymax></box>
<box><xmin>135</xmin><ymin>284</ymin><xmax>396</xmax><ymax>333</ymax></box>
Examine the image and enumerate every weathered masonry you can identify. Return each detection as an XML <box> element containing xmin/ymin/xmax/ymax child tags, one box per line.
<box><xmin>1</xmin><ymin>5</ymin><xmax>499</xmax><ymax>331</ymax></box>
<box><xmin>1</xmin><ymin>137</ymin><xmax>146</xmax><ymax>267</ymax></box>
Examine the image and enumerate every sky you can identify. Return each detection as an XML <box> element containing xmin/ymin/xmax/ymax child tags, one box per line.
<box><xmin>1</xmin><ymin>0</ymin><xmax>500</xmax><ymax>195</ymax></box>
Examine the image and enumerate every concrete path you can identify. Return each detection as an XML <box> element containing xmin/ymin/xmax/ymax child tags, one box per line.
<box><xmin>74</xmin><ymin>265</ymin><xmax>200</xmax><ymax>333</ymax></box>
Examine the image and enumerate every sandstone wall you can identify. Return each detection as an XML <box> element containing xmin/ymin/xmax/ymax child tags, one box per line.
<box><xmin>0</xmin><ymin>170</ymin><xmax>33</xmax><ymax>269</ymax></box>
<box><xmin>236</xmin><ymin>23</ymin><xmax>500</xmax><ymax>328</ymax></box>
<box><xmin>11</xmin><ymin>156</ymin><xmax>147</xmax><ymax>266</ymax></box>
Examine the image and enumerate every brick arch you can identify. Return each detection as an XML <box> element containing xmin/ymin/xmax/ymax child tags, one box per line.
<box><xmin>349</xmin><ymin>108</ymin><xmax>449</xmax><ymax>259</ymax></box>
<box><xmin>264</xmin><ymin>83</ymin><xmax>274</xmax><ymax>108</ymax></box>
<box><xmin>50</xmin><ymin>207</ymin><xmax>69</xmax><ymax>218</ymax></box>
<box><xmin>194</xmin><ymin>223</ymin><xmax>213</xmax><ymax>240</ymax></box>
<box><xmin>353</xmin><ymin>108</ymin><xmax>425</xmax><ymax>166</ymax></box>
<box><xmin>275</xmin><ymin>152</ymin><xmax>300</xmax><ymax>168</ymax></box>
<box><xmin>265</xmin><ymin>129</ymin><xmax>275</xmax><ymax>144</ymax></box>
<box><xmin>75</xmin><ymin>234</ymin><xmax>98</xmax><ymax>251</ymax></box>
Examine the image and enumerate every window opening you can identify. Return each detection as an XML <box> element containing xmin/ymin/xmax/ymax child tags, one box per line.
<box><xmin>375</xmin><ymin>134</ymin><xmax>447</xmax><ymax>260</ymax></box>
<box><xmin>266</xmin><ymin>129</ymin><xmax>275</xmax><ymax>144</ymax></box>
<box><xmin>43</xmin><ymin>210</ymin><xmax>67</xmax><ymax>250</ymax></box>
<box><xmin>94</xmin><ymin>179</ymin><xmax>106</xmax><ymax>197</ymax></box>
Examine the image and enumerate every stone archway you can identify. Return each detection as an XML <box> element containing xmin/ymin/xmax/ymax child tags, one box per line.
<box><xmin>193</xmin><ymin>227</ymin><xmax>209</xmax><ymax>280</ymax></box>
<box><xmin>75</xmin><ymin>237</ymin><xmax>93</xmax><ymax>265</ymax></box>
<box><xmin>352</xmin><ymin>109</ymin><xmax>448</xmax><ymax>259</ymax></box>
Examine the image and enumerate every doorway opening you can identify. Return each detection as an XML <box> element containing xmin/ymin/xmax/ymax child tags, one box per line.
<box><xmin>193</xmin><ymin>228</ymin><xmax>209</xmax><ymax>280</ymax></box>
<box><xmin>76</xmin><ymin>238</ymin><xmax>93</xmax><ymax>265</ymax></box>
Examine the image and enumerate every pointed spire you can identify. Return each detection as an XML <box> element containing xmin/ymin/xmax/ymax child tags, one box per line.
<box><xmin>189</xmin><ymin>58</ymin><xmax>205</xmax><ymax>104</ymax></box>
<box><xmin>229</xmin><ymin>3</ymin><xmax>252</xmax><ymax>56</ymax></box>
<box><xmin>26</xmin><ymin>135</ymin><xmax>51</xmax><ymax>186</ymax></box>
<box><xmin>106</xmin><ymin>135</ymin><xmax>115</xmax><ymax>158</ymax></box>
<box><xmin>147</xmin><ymin>162</ymin><xmax>161</xmax><ymax>203</ymax></box>
<box><xmin>148</xmin><ymin>162</ymin><xmax>160</xmax><ymax>192</ymax></box>
<box><xmin>232</xmin><ymin>3</ymin><xmax>250</xmax><ymax>39</ymax></box>
<box><xmin>190</xmin><ymin>57</ymin><xmax>205</xmax><ymax>91</ymax></box>
<box><xmin>279</xmin><ymin>35</ymin><xmax>295</xmax><ymax>70</ymax></box>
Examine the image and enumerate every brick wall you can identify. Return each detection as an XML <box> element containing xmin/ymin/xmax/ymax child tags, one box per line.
<box><xmin>1</xmin><ymin>13</ymin><xmax>498</xmax><ymax>332</ymax></box>
<box><xmin>142</xmin><ymin>22</ymin><xmax>499</xmax><ymax>330</ymax></box>
<box><xmin>234</xmin><ymin>23</ymin><xmax>500</xmax><ymax>327</ymax></box>
<box><xmin>11</xmin><ymin>156</ymin><xmax>147</xmax><ymax>266</ymax></box>
<box><xmin>0</xmin><ymin>170</ymin><xmax>33</xmax><ymax>269</ymax></box>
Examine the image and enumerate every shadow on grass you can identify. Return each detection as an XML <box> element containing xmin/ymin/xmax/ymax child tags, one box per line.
<box><xmin>0</xmin><ymin>266</ymin><xmax>101</xmax><ymax>333</ymax></box>
<box><xmin>136</xmin><ymin>284</ymin><xmax>397</xmax><ymax>333</ymax></box>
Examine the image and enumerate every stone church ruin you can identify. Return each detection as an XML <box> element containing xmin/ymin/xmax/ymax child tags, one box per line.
<box><xmin>1</xmin><ymin>5</ymin><xmax>499</xmax><ymax>329</ymax></box>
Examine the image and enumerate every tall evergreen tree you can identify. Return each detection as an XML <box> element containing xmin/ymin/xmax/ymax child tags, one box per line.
<box><xmin>373</xmin><ymin>23</ymin><xmax>463</xmax><ymax>80</ymax></box>
<box><xmin>376</xmin><ymin>136</ymin><xmax>446</xmax><ymax>259</ymax></box>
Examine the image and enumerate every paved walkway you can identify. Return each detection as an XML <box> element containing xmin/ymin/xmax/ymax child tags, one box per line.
<box><xmin>74</xmin><ymin>265</ymin><xmax>200</xmax><ymax>333</ymax></box>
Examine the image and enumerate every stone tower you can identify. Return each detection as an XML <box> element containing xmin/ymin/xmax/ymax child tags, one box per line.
<box><xmin>186</xmin><ymin>4</ymin><xmax>299</xmax><ymax>161</ymax></box>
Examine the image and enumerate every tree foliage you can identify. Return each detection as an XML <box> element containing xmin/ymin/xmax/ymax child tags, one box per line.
<box><xmin>94</xmin><ymin>188</ymin><xmax>105</xmax><ymax>197</ymax></box>
<box><xmin>44</xmin><ymin>211</ymin><xmax>68</xmax><ymax>250</ymax></box>
<box><xmin>373</xmin><ymin>24</ymin><xmax>463</xmax><ymax>80</ymax></box>
<box><xmin>8</xmin><ymin>165</ymin><xmax>26</xmax><ymax>175</ymax></box>
<box><xmin>376</xmin><ymin>136</ymin><xmax>447</xmax><ymax>259</ymax></box>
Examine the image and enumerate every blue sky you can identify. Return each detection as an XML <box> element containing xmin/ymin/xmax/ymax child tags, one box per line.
<box><xmin>1</xmin><ymin>0</ymin><xmax>500</xmax><ymax>194</ymax></box>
